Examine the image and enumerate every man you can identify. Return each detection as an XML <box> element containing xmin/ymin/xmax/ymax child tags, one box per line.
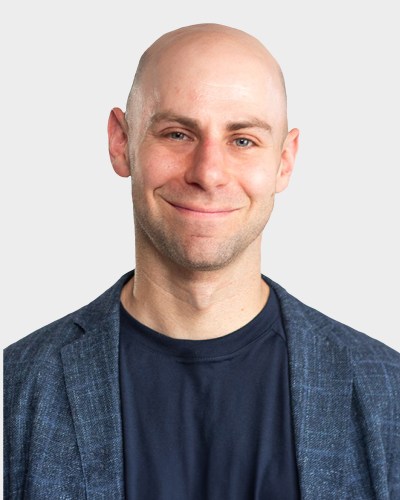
<box><xmin>4</xmin><ymin>23</ymin><xmax>400</xmax><ymax>499</ymax></box>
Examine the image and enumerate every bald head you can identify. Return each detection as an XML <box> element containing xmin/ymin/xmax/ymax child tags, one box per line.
<box><xmin>126</xmin><ymin>24</ymin><xmax>288</xmax><ymax>139</ymax></box>
<box><xmin>108</xmin><ymin>23</ymin><xmax>299</xmax><ymax>272</ymax></box>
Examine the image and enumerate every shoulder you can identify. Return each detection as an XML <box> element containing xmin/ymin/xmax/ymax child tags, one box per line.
<box><xmin>299</xmin><ymin>299</ymin><xmax>400</xmax><ymax>392</ymax></box>
<box><xmin>266</xmin><ymin>276</ymin><xmax>400</xmax><ymax>374</ymax></box>
<box><xmin>301</xmin><ymin>297</ymin><xmax>398</xmax><ymax>360</ymax></box>
<box><xmin>268</xmin><ymin>277</ymin><xmax>400</xmax><ymax>433</ymax></box>
<box><xmin>4</xmin><ymin>310</ymin><xmax>81</xmax><ymax>370</ymax></box>
<box><xmin>4</xmin><ymin>270</ymin><xmax>133</xmax><ymax>369</ymax></box>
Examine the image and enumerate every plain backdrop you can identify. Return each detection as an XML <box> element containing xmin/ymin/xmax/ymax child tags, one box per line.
<box><xmin>2</xmin><ymin>0</ymin><xmax>399</xmax><ymax>352</ymax></box>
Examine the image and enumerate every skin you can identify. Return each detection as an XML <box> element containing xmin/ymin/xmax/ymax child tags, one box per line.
<box><xmin>108</xmin><ymin>24</ymin><xmax>299</xmax><ymax>340</ymax></box>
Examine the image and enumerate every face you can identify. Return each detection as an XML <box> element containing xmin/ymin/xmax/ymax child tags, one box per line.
<box><xmin>112</xmin><ymin>34</ymin><xmax>298</xmax><ymax>272</ymax></box>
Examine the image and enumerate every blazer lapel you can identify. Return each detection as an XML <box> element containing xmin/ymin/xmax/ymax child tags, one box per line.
<box><xmin>60</xmin><ymin>274</ymin><xmax>131</xmax><ymax>499</ymax></box>
<box><xmin>268</xmin><ymin>279</ymin><xmax>354</xmax><ymax>499</ymax></box>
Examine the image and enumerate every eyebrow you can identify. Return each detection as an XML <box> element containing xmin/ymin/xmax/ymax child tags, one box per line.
<box><xmin>226</xmin><ymin>119</ymin><xmax>271</xmax><ymax>133</ymax></box>
<box><xmin>149</xmin><ymin>112</ymin><xmax>272</xmax><ymax>134</ymax></box>
<box><xmin>150</xmin><ymin>112</ymin><xmax>200</xmax><ymax>130</ymax></box>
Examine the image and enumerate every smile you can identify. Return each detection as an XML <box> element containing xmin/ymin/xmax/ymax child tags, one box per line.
<box><xmin>167</xmin><ymin>201</ymin><xmax>238</xmax><ymax>217</ymax></box>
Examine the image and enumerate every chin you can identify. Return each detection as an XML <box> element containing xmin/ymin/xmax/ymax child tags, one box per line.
<box><xmin>161</xmin><ymin>243</ymin><xmax>242</xmax><ymax>273</ymax></box>
<box><xmin>172</xmin><ymin>258</ymin><xmax>233</xmax><ymax>272</ymax></box>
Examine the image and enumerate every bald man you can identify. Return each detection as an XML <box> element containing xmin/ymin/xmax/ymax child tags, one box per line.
<box><xmin>4</xmin><ymin>24</ymin><xmax>400</xmax><ymax>499</ymax></box>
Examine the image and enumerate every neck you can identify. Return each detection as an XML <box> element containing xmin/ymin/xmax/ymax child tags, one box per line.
<box><xmin>121</xmin><ymin>240</ymin><xmax>269</xmax><ymax>340</ymax></box>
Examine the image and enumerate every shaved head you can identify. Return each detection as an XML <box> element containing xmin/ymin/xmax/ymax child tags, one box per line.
<box><xmin>108</xmin><ymin>23</ymin><xmax>299</xmax><ymax>273</ymax></box>
<box><xmin>126</xmin><ymin>23</ymin><xmax>288</xmax><ymax>140</ymax></box>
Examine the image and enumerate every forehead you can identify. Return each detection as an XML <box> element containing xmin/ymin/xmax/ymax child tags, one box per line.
<box><xmin>141</xmin><ymin>44</ymin><xmax>283</xmax><ymax>124</ymax></box>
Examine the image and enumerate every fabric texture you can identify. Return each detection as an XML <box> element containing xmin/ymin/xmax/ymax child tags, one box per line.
<box><xmin>4</xmin><ymin>270</ymin><xmax>400</xmax><ymax>499</ymax></box>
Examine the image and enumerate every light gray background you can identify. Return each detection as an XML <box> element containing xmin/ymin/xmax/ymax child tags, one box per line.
<box><xmin>2</xmin><ymin>1</ymin><xmax>399</xmax><ymax>352</ymax></box>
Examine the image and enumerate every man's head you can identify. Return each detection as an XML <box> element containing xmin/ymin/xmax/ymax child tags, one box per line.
<box><xmin>108</xmin><ymin>23</ymin><xmax>299</xmax><ymax>272</ymax></box>
<box><xmin>125</xmin><ymin>24</ymin><xmax>288</xmax><ymax>146</ymax></box>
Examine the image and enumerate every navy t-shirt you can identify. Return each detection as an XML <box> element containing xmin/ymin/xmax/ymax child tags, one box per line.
<box><xmin>119</xmin><ymin>282</ymin><xmax>300</xmax><ymax>499</ymax></box>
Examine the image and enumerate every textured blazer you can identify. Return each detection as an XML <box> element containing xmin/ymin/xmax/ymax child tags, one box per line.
<box><xmin>4</xmin><ymin>271</ymin><xmax>400</xmax><ymax>499</ymax></box>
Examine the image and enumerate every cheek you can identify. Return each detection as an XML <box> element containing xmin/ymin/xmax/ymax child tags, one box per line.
<box><xmin>240</xmin><ymin>166</ymin><xmax>278</xmax><ymax>200</ymax></box>
<box><xmin>135</xmin><ymin>145</ymin><xmax>198</xmax><ymax>201</ymax></box>
<box><xmin>134</xmin><ymin>148</ymin><xmax>175</xmax><ymax>190</ymax></box>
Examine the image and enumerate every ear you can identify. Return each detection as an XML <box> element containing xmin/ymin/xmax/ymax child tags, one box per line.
<box><xmin>275</xmin><ymin>128</ymin><xmax>300</xmax><ymax>193</ymax></box>
<box><xmin>108</xmin><ymin>107</ymin><xmax>131</xmax><ymax>177</ymax></box>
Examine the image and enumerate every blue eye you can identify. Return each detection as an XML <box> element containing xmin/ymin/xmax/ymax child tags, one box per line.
<box><xmin>234</xmin><ymin>138</ymin><xmax>253</xmax><ymax>147</ymax></box>
<box><xmin>169</xmin><ymin>132</ymin><xmax>187</xmax><ymax>140</ymax></box>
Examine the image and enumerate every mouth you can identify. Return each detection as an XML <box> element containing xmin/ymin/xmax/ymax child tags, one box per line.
<box><xmin>166</xmin><ymin>201</ymin><xmax>238</xmax><ymax>217</ymax></box>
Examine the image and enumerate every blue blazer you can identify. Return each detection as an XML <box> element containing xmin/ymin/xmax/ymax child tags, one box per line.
<box><xmin>4</xmin><ymin>271</ymin><xmax>400</xmax><ymax>499</ymax></box>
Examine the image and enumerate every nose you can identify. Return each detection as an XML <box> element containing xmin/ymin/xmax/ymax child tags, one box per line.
<box><xmin>184</xmin><ymin>139</ymin><xmax>230</xmax><ymax>190</ymax></box>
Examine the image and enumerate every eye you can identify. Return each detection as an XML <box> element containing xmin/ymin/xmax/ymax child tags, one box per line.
<box><xmin>233</xmin><ymin>137</ymin><xmax>254</xmax><ymax>148</ymax></box>
<box><xmin>167</xmin><ymin>131</ymin><xmax>189</xmax><ymax>141</ymax></box>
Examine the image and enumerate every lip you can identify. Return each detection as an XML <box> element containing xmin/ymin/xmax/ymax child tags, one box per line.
<box><xmin>167</xmin><ymin>201</ymin><xmax>238</xmax><ymax>216</ymax></box>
